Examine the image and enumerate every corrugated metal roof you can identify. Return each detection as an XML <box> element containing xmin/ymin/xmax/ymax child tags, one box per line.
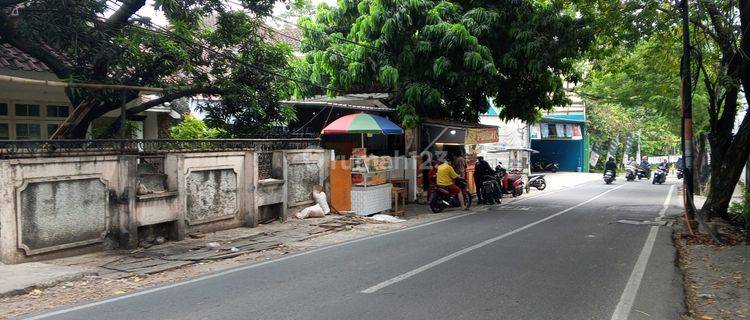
<box><xmin>281</xmin><ymin>93</ymin><xmax>395</xmax><ymax>112</ymax></box>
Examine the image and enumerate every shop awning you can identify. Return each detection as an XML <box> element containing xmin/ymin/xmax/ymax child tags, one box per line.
<box><xmin>540</xmin><ymin>116</ymin><xmax>587</xmax><ymax>124</ymax></box>
<box><xmin>420</xmin><ymin>119</ymin><xmax>500</xmax><ymax>152</ymax></box>
<box><xmin>484</xmin><ymin>147</ymin><xmax>539</xmax><ymax>153</ymax></box>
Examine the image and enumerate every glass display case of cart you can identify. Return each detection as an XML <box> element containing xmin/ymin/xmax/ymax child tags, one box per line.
<box><xmin>351</xmin><ymin>155</ymin><xmax>394</xmax><ymax>187</ymax></box>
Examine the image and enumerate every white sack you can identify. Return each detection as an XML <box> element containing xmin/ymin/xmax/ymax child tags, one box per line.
<box><xmin>312</xmin><ymin>189</ymin><xmax>330</xmax><ymax>215</ymax></box>
<box><xmin>296</xmin><ymin>204</ymin><xmax>325</xmax><ymax>219</ymax></box>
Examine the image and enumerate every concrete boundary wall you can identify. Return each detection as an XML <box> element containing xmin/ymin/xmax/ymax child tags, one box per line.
<box><xmin>0</xmin><ymin>148</ymin><xmax>326</xmax><ymax>264</ymax></box>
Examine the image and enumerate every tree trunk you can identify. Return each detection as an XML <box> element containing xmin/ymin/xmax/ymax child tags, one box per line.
<box><xmin>693</xmin><ymin>134</ymin><xmax>710</xmax><ymax>195</ymax></box>
<box><xmin>702</xmin><ymin>116</ymin><xmax>750</xmax><ymax>221</ymax></box>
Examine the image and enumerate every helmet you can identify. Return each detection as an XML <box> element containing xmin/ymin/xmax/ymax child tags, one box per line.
<box><xmin>629</xmin><ymin>157</ymin><xmax>634</xmax><ymax>161</ymax></box>
<box><xmin>642</xmin><ymin>156</ymin><xmax>648</xmax><ymax>161</ymax></box>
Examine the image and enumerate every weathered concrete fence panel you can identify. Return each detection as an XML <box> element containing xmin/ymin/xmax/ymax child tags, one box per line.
<box><xmin>0</xmin><ymin>147</ymin><xmax>326</xmax><ymax>264</ymax></box>
<box><xmin>0</xmin><ymin>155</ymin><xmax>123</xmax><ymax>263</ymax></box>
<box><xmin>272</xmin><ymin>149</ymin><xmax>333</xmax><ymax>218</ymax></box>
<box><xmin>19</xmin><ymin>177</ymin><xmax>109</xmax><ymax>255</ymax></box>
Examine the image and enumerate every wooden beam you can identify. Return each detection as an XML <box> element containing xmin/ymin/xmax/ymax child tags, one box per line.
<box><xmin>0</xmin><ymin>75</ymin><xmax>164</xmax><ymax>92</ymax></box>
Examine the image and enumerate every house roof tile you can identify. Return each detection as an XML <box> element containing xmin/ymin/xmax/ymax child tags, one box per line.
<box><xmin>0</xmin><ymin>43</ymin><xmax>51</xmax><ymax>72</ymax></box>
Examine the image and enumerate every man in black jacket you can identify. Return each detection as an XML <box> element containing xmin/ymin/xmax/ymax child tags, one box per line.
<box><xmin>605</xmin><ymin>157</ymin><xmax>617</xmax><ymax>177</ymax></box>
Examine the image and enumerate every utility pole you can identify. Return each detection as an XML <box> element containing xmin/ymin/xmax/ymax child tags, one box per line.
<box><xmin>680</xmin><ymin>0</ymin><xmax>696</xmax><ymax>220</ymax></box>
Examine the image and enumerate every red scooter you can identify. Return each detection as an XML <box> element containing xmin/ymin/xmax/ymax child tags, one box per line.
<box><xmin>495</xmin><ymin>163</ymin><xmax>524</xmax><ymax>197</ymax></box>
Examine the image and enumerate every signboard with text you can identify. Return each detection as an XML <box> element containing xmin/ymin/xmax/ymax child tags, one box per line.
<box><xmin>465</xmin><ymin>127</ymin><xmax>499</xmax><ymax>145</ymax></box>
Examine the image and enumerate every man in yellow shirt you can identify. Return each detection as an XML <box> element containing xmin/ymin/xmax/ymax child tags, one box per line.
<box><xmin>436</xmin><ymin>158</ymin><xmax>467</xmax><ymax>210</ymax></box>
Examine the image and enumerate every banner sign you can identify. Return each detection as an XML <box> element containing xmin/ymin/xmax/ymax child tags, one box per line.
<box><xmin>571</xmin><ymin>125</ymin><xmax>582</xmax><ymax>140</ymax></box>
<box><xmin>590</xmin><ymin>151</ymin><xmax>600</xmax><ymax>167</ymax></box>
<box><xmin>533</xmin><ymin>122</ymin><xmax>583</xmax><ymax>140</ymax></box>
<box><xmin>555</xmin><ymin>124</ymin><xmax>565</xmax><ymax>138</ymax></box>
<box><xmin>530</xmin><ymin>123</ymin><xmax>541</xmax><ymax>140</ymax></box>
<box><xmin>465</xmin><ymin>127</ymin><xmax>499</xmax><ymax>145</ymax></box>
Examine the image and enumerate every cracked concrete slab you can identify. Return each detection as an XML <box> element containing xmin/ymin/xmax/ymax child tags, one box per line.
<box><xmin>0</xmin><ymin>262</ymin><xmax>97</xmax><ymax>297</ymax></box>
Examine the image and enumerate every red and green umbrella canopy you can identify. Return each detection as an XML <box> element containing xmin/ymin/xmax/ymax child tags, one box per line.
<box><xmin>321</xmin><ymin>113</ymin><xmax>403</xmax><ymax>135</ymax></box>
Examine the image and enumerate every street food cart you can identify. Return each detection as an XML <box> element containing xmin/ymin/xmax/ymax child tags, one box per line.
<box><xmin>480</xmin><ymin>147</ymin><xmax>538</xmax><ymax>190</ymax></box>
<box><xmin>323</xmin><ymin>113</ymin><xmax>403</xmax><ymax>216</ymax></box>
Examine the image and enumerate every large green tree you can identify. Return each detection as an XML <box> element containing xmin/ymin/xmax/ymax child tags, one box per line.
<box><xmin>570</xmin><ymin>0</ymin><xmax>750</xmax><ymax>221</ymax></box>
<box><xmin>581</xmin><ymin>32</ymin><xmax>709</xmax><ymax>158</ymax></box>
<box><xmin>0</xmin><ymin>0</ymin><xmax>294</xmax><ymax>138</ymax></box>
<box><xmin>294</xmin><ymin>0</ymin><xmax>593</xmax><ymax>127</ymax></box>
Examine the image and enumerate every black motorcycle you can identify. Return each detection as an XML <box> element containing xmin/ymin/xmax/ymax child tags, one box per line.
<box><xmin>478</xmin><ymin>175</ymin><xmax>503</xmax><ymax>205</ymax></box>
<box><xmin>532</xmin><ymin>160</ymin><xmax>559</xmax><ymax>173</ymax></box>
<box><xmin>652</xmin><ymin>167</ymin><xmax>667</xmax><ymax>184</ymax></box>
<box><xmin>604</xmin><ymin>170</ymin><xmax>615</xmax><ymax>184</ymax></box>
<box><xmin>429</xmin><ymin>178</ymin><xmax>473</xmax><ymax>213</ymax></box>
<box><xmin>636</xmin><ymin>167</ymin><xmax>650</xmax><ymax>180</ymax></box>
<box><xmin>528</xmin><ymin>173</ymin><xmax>547</xmax><ymax>190</ymax></box>
<box><xmin>676</xmin><ymin>168</ymin><xmax>684</xmax><ymax>179</ymax></box>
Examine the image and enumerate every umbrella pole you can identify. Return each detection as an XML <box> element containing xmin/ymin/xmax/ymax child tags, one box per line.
<box><xmin>361</xmin><ymin>133</ymin><xmax>364</xmax><ymax>148</ymax></box>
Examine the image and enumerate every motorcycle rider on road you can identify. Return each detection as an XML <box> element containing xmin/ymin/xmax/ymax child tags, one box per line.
<box><xmin>605</xmin><ymin>157</ymin><xmax>617</xmax><ymax>178</ymax></box>
<box><xmin>658</xmin><ymin>159</ymin><xmax>669</xmax><ymax>171</ymax></box>
<box><xmin>436</xmin><ymin>157</ymin><xmax>467</xmax><ymax>210</ymax></box>
<box><xmin>627</xmin><ymin>157</ymin><xmax>637</xmax><ymax>167</ymax></box>
<box><xmin>639</xmin><ymin>156</ymin><xmax>650</xmax><ymax>171</ymax></box>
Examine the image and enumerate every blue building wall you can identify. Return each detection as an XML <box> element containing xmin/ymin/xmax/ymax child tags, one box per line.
<box><xmin>531</xmin><ymin>124</ymin><xmax>587</xmax><ymax>172</ymax></box>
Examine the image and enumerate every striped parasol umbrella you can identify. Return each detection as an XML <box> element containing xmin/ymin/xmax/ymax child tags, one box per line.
<box><xmin>321</xmin><ymin>113</ymin><xmax>404</xmax><ymax>147</ymax></box>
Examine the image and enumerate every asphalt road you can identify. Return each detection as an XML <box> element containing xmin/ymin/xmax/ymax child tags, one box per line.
<box><xmin>23</xmin><ymin>178</ymin><xmax>686</xmax><ymax>320</ymax></box>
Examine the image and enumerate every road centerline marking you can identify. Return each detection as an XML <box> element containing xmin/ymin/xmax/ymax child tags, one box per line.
<box><xmin>360</xmin><ymin>184</ymin><xmax>627</xmax><ymax>294</ymax></box>
<box><xmin>609</xmin><ymin>184</ymin><xmax>675</xmax><ymax>320</ymax></box>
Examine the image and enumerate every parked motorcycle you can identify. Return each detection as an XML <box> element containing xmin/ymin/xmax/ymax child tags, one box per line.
<box><xmin>625</xmin><ymin>166</ymin><xmax>636</xmax><ymax>182</ymax></box>
<box><xmin>429</xmin><ymin>178</ymin><xmax>473</xmax><ymax>213</ymax></box>
<box><xmin>603</xmin><ymin>170</ymin><xmax>615</xmax><ymax>184</ymax></box>
<box><xmin>478</xmin><ymin>175</ymin><xmax>503</xmax><ymax>205</ymax></box>
<box><xmin>496</xmin><ymin>164</ymin><xmax>525</xmax><ymax>197</ymax></box>
<box><xmin>532</xmin><ymin>160</ymin><xmax>559</xmax><ymax>173</ymax></box>
<box><xmin>652</xmin><ymin>167</ymin><xmax>667</xmax><ymax>184</ymax></box>
<box><xmin>676</xmin><ymin>168</ymin><xmax>684</xmax><ymax>179</ymax></box>
<box><xmin>528</xmin><ymin>174</ymin><xmax>547</xmax><ymax>190</ymax></box>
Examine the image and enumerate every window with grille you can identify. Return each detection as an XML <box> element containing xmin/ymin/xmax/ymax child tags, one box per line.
<box><xmin>46</xmin><ymin>105</ymin><xmax>69</xmax><ymax>118</ymax></box>
<box><xmin>16</xmin><ymin>123</ymin><xmax>41</xmax><ymax>140</ymax></box>
<box><xmin>0</xmin><ymin>123</ymin><xmax>8</xmax><ymax>139</ymax></box>
<box><xmin>15</xmin><ymin>104</ymin><xmax>40</xmax><ymax>117</ymax></box>
<box><xmin>47</xmin><ymin>124</ymin><xmax>59</xmax><ymax>137</ymax></box>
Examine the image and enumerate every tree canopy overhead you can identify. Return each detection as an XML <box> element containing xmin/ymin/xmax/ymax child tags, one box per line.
<box><xmin>294</xmin><ymin>0</ymin><xmax>593</xmax><ymax>127</ymax></box>
<box><xmin>0</xmin><ymin>0</ymin><xmax>295</xmax><ymax>138</ymax></box>
<box><xmin>571</xmin><ymin>0</ymin><xmax>750</xmax><ymax>220</ymax></box>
